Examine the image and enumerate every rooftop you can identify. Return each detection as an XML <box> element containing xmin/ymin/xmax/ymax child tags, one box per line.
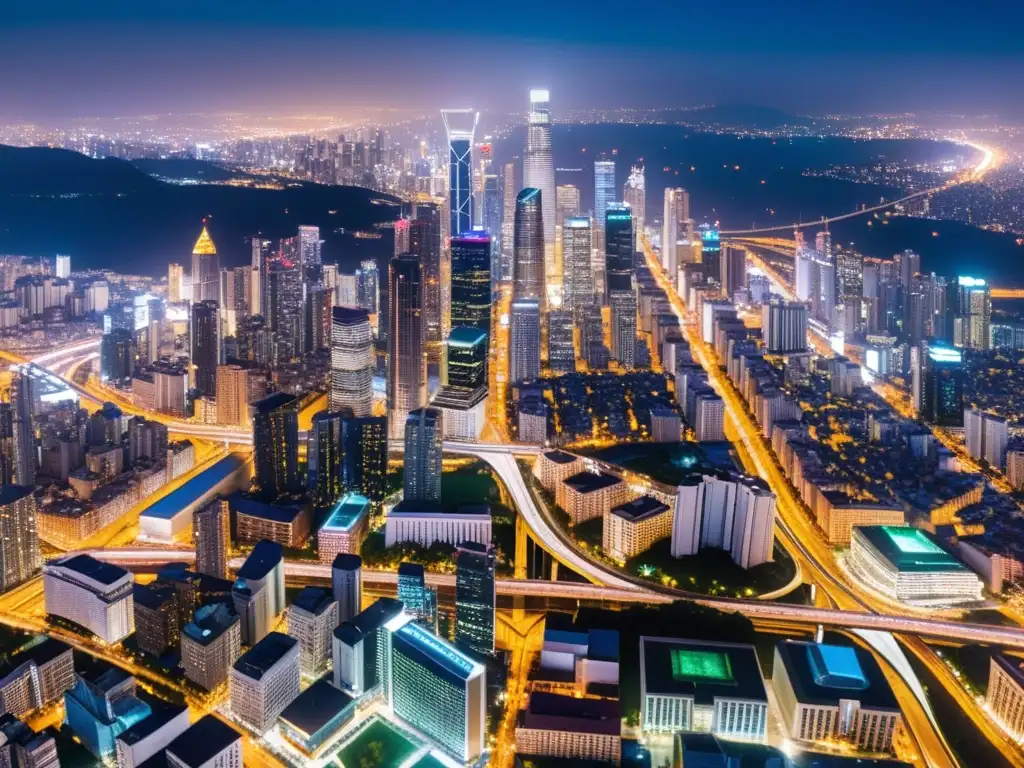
<box><xmin>291</xmin><ymin>586</ymin><xmax>334</xmax><ymax>617</ymax></box>
<box><xmin>394</xmin><ymin>622</ymin><xmax>482</xmax><ymax>682</ymax></box>
<box><xmin>236</xmin><ymin>539</ymin><xmax>283</xmax><ymax>581</ymax></box>
<box><xmin>332</xmin><ymin>305</ymin><xmax>370</xmax><ymax>324</ymax></box>
<box><xmin>132</xmin><ymin>583</ymin><xmax>176</xmax><ymax>611</ymax></box>
<box><xmin>233</xmin><ymin>632</ymin><xmax>297</xmax><ymax>680</ymax></box>
<box><xmin>563</xmin><ymin>471</ymin><xmax>623</xmax><ymax>495</ymax></box>
<box><xmin>854</xmin><ymin>526</ymin><xmax>966</xmax><ymax>573</ymax></box>
<box><xmin>610</xmin><ymin>495</ymin><xmax>670</xmax><ymax>523</ymax></box>
<box><xmin>0</xmin><ymin>485</ymin><xmax>33</xmax><ymax>506</ymax></box>
<box><xmin>140</xmin><ymin>453</ymin><xmax>246</xmax><ymax>520</ymax></box>
<box><xmin>335</xmin><ymin>597</ymin><xmax>405</xmax><ymax>645</ymax></box>
<box><xmin>641</xmin><ymin>637</ymin><xmax>766</xmax><ymax>704</ymax></box>
<box><xmin>192</xmin><ymin>226</ymin><xmax>217</xmax><ymax>256</ymax></box>
<box><xmin>321</xmin><ymin>493</ymin><xmax>370</xmax><ymax>532</ymax></box>
<box><xmin>182</xmin><ymin>602</ymin><xmax>238</xmax><ymax>645</ymax></box>
<box><xmin>447</xmin><ymin>326</ymin><xmax>488</xmax><ymax>347</ymax></box>
<box><xmin>519</xmin><ymin>692</ymin><xmax>620</xmax><ymax>736</ymax></box>
<box><xmin>117</xmin><ymin>702</ymin><xmax>188</xmax><ymax>746</ymax></box>
<box><xmin>252</xmin><ymin>391</ymin><xmax>297</xmax><ymax>414</ymax></box>
<box><xmin>543</xmin><ymin>450</ymin><xmax>578</xmax><ymax>465</ymax></box>
<box><xmin>332</xmin><ymin>553</ymin><xmax>362</xmax><ymax>571</ymax></box>
<box><xmin>0</xmin><ymin>638</ymin><xmax>71</xmax><ymax>677</ymax></box>
<box><xmin>278</xmin><ymin>678</ymin><xmax>355</xmax><ymax>737</ymax></box>
<box><xmin>229</xmin><ymin>493</ymin><xmax>303</xmax><ymax>524</ymax></box>
<box><xmin>775</xmin><ymin>640</ymin><xmax>898</xmax><ymax>710</ymax></box>
<box><xmin>52</xmin><ymin>554</ymin><xmax>128</xmax><ymax>586</ymax></box>
<box><xmin>165</xmin><ymin>715</ymin><xmax>240</xmax><ymax>768</ymax></box>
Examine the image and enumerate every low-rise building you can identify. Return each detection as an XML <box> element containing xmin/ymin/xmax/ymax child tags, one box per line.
<box><xmin>533</xmin><ymin>450</ymin><xmax>585</xmax><ymax>492</ymax></box>
<box><xmin>959</xmin><ymin>535</ymin><xmax>1024</xmax><ymax>594</ymax></box>
<box><xmin>115</xmin><ymin>703</ymin><xmax>190</xmax><ymax>768</ymax></box>
<box><xmin>277</xmin><ymin>678</ymin><xmax>356</xmax><ymax>760</ymax></box>
<box><xmin>988</xmin><ymin>654</ymin><xmax>1024</xmax><ymax>741</ymax></box>
<box><xmin>816</xmin><ymin>492</ymin><xmax>905</xmax><ymax>547</ymax></box>
<box><xmin>132</xmin><ymin>583</ymin><xmax>179</xmax><ymax>657</ymax></box>
<box><xmin>181</xmin><ymin>603</ymin><xmax>241</xmax><ymax>692</ymax></box>
<box><xmin>772</xmin><ymin>640</ymin><xmax>901</xmax><ymax>753</ymax></box>
<box><xmin>286</xmin><ymin>587</ymin><xmax>337</xmax><ymax>680</ymax></box>
<box><xmin>847</xmin><ymin>525</ymin><xmax>983</xmax><ymax>606</ymax></box>
<box><xmin>230</xmin><ymin>494</ymin><xmax>311</xmax><ymax>549</ymax></box>
<box><xmin>384</xmin><ymin>503</ymin><xmax>492</xmax><ymax>548</ymax></box>
<box><xmin>639</xmin><ymin>636</ymin><xmax>768</xmax><ymax>742</ymax></box>
<box><xmin>317</xmin><ymin>493</ymin><xmax>370</xmax><ymax>564</ymax></box>
<box><xmin>558</xmin><ymin>472</ymin><xmax>629</xmax><ymax>524</ymax></box>
<box><xmin>603</xmin><ymin>496</ymin><xmax>672</xmax><ymax>562</ymax></box>
<box><xmin>43</xmin><ymin>554</ymin><xmax>134</xmax><ymax>643</ymax></box>
<box><xmin>514</xmin><ymin>692</ymin><xmax>621</xmax><ymax>765</ymax></box>
<box><xmin>164</xmin><ymin>714</ymin><xmax>242</xmax><ymax>768</ymax></box>
<box><xmin>0</xmin><ymin>638</ymin><xmax>74</xmax><ymax>718</ymax></box>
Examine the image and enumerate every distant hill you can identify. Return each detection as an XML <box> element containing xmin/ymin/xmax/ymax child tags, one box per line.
<box><xmin>0</xmin><ymin>146</ymin><xmax>399</xmax><ymax>275</ymax></box>
<box><xmin>131</xmin><ymin>158</ymin><xmax>253</xmax><ymax>183</ymax></box>
<box><xmin>683</xmin><ymin>104</ymin><xmax>814</xmax><ymax>130</ymax></box>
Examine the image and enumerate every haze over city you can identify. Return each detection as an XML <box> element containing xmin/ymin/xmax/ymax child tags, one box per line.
<box><xmin>2</xmin><ymin>3</ymin><xmax>1024</xmax><ymax>768</ymax></box>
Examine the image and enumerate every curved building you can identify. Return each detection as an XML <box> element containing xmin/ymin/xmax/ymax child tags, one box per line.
<box><xmin>330</xmin><ymin>306</ymin><xmax>374</xmax><ymax>416</ymax></box>
<box><xmin>514</xmin><ymin>189</ymin><xmax>545</xmax><ymax>303</ymax></box>
<box><xmin>388</xmin><ymin>254</ymin><xmax>427</xmax><ymax>439</ymax></box>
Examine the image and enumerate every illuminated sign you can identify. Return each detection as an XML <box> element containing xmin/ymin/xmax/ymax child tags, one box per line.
<box><xmin>958</xmin><ymin>276</ymin><xmax>986</xmax><ymax>287</ymax></box>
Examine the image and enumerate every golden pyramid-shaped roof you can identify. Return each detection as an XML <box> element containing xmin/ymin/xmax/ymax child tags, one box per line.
<box><xmin>192</xmin><ymin>225</ymin><xmax>217</xmax><ymax>256</ymax></box>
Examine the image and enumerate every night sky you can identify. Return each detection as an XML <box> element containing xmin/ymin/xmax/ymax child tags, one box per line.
<box><xmin>4</xmin><ymin>0</ymin><xmax>1024</xmax><ymax>120</ymax></box>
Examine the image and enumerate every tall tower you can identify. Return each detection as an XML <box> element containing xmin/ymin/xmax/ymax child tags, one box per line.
<box><xmin>513</xmin><ymin>189</ymin><xmax>545</xmax><ymax>304</ymax></box>
<box><xmin>251</xmin><ymin>392</ymin><xmax>300</xmax><ymax>499</ymax></box>
<box><xmin>388</xmin><ymin>254</ymin><xmax>427</xmax><ymax>439</ymax></box>
<box><xmin>441</xmin><ymin>109</ymin><xmax>479</xmax><ymax>239</ymax></box>
<box><xmin>409</xmin><ymin>205</ymin><xmax>443</xmax><ymax>349</ymax></box>
<box><xmin>594</xmin><ymin>161</ymin><xmax>616</xmax><ymax>235</ymax></box>
<box><xmin>0</xmin><ymin>486</ymin><xmax>41</xmax><ymax>592</ymax></box>
<box><xmin>190</xmin><ymin>300</ymin><xmax>220</xmax><ymax>398</ymax></box>
<box><xmin>450</xmin><ymin>232</ymin><xmax>492</xmax><ymax>334</ymax></box>
<box><xmin>623</xmin><ymin>165</ymin><xmax>646</xmax><ymax>236</ymax></box>
<box><xmin>194</xmin><ymin>498</ymin><xmax>230</xmax><ymax>580</ymax></box>
<box><xmin>510</xmin><ymin>299</ymin><xmax>541</xmax><ymax>383</ymax></box>
<box><xmin>662</xmin><ymin>188</ymin><xmax>689</xmax><ymax>273</ymax></box>
<box><xmin>606</xmin><ymin>206</ymin><xmax>636</xmax><ymax>369</ymax></box>
<box><xmin>523</xmin><ymin>90</ymin><xmax>556</xmax><ymax>281</ymax></box>
<box><xmin>191</xmin><ymin>223</ymin><xmax>219</xmax><ymax>304</ymax></box>
<box><xmin>330</xmin><ymin>307</ymin><xmax>374</xmax><ymax>416</ymax></box>
<box><xmin>563</xmin><ymin>217</ymin><xmax>594</xmax><ymax>312</ymax></box>
<box><xmin>403</xmin><ymin>408</ymin><xmax>443</xmax><ymax>504</ymax></box>
<box><xmin>168</xmin><ymin>264</ymin><xmax>185</xmax><ymax>303</ymax></box>
<box><xmin>500</xmin><ymin>163</ymin><xmax>517</xmax><ymax>282</ymax></box>
<box><xmin>298</xmin><ymin>226</ymin><xmax>323</xmax><ymax>284</ymax></box>
<box><xmin>455</xmin><ymin>542</ymin><xmax>495</xmax><ymax>657</ymax></box>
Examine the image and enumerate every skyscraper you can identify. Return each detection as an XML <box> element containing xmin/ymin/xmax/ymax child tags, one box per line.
<box><xmin>0</xmin><ymin>486</ymin><xmax>41</xmax><ymax>592</ymax></box>
<box><xmin>403</xmin><ymin>408</ymin><xmax>443</xmax><ymax>505</ymax></box>
<box><xmin>251</xmin><ymin>392</ymin><xmax>300</xmax><ymax>499</ymax></box>
<box><xmin>594</xmin><ymin>161</ymin><xmax>616</xmax><ymax>234</ymax></box>
<box><xmin>441</xmin><ymin>109</ymin><xmax>478</xmax><ymax>239</ymax></box>
<box><xmin>455</xmin><ymin>542</ymin><xmax>495</xmax><ymax>657</ymax></box>
<box><xmin>215</xmin><ymin>364</ymin><xmax>250</xmax><ymax>428</ymax></box>
<box><xmin>330</xmin><ymin>307</ymin><xmax>374</xmax><ymax>416</ymax></box>
<box><xmin>55</xmin><ymin>254</ymin><xmax>71</xmax><ymax>279</ymax></box>
<box><xmin>762</xmin><ymin>300</ymin><xmax>809</xmax><ymax>354</ymax></box>
<box><xmin>331</xmin><ymin>554</ymin><xmax>362</xmax><ymax>624</ymax></box>
<box><xmin>298</xmin><ymin>225</ymin><xmax>323</xmax><ymax>283</ymax></box>
<box><xmin>623</xmin><ymin>165</ymin><xmax>646</xmax><ymax>235</ymax></box>
<box><xmin>952</xmin><ymin>276</ymin><xmax>991</xmax><ymax>350</ymax></box>
<box><xmin>720</xmin><ymin>244</ymin><xmax>747</xmax><ymax>299</ymax></box>
<box><xmin>548</xmin><ymin>310</ymin><xmax>575</xmax><ymax>373</ymax></box>
<box><xmin>662</xmin><ymin>188</ymin><xmax>690</xmax><ymax>273</ymax></box>
<box><xmin>339</xmin><ymin>414</ymin><xmax>389</xmax><ymax>501</ymax></box>
<box><xmin>191</xmin><ymin>224</ymin><xmax>219</xmax><ymax>304</ymax></box>
<box><xmin>190</xmin><ymin>300</ymin><xmax>220</xmax><ymax>399</ymax></box>
<box><xmin>836</xmin><ymin>247</ymin><xmax>864</xmax><ymax>301</ymax></box>
<box><xmin>307</xmin><ymin>411</ymin><xmax>344</xmax><ymax>509</ymax></box>
<box><xmin>100</xmin><ymin>327</ymin><xmax>134</xmax><ymax>384</ymax></box>
<box><xmin>194</xmin><ymin>498</ymin><xmax>229</xmax><ymax>580</ymax></box>
<box><xmin>388</xmin><ymin>254</ymin><xmax>427</xmax><ymax>439</ymax></box>
<box><xmin>555</xmin><ymin>185</ymin><xmax>581</xmax><ymax>229</ymax></box>
<box><xmin>919</xmin><ymin>345</ymin><xmax>965</xmax><ymax>427</ymax></box>
<box><xmin>605</xmin><ymin>205</ymin><xmax>634</xmax><ymax>295</ymax></box>
<box><xmin>700</xmin><ymin>224</ymin><xmax>722</xmax><ymax>288</ymax></box>
<box><xmin>409</xmin><ymin>206</ymin><xmax>444</xmax><ymax>348</ymax></box>
<box><xmin>510</xmin><ymin>299</ymin><xmax>541</xmax><ymax>383</ymax></box>
<box><xmin>500</xmin><ymin>163</ymin><xmax>516</xmax><ymax>282</ymax></box>
<box><xmin>265</xmin><ymin>255</ymin><xmax>304</xmax><ymax>364</ymax></box>
<box><xmin>445</xmin><ymin>327</ymin><xmax>488</xmax><ymax>390</ymax></box>
<box><xmin>356</xmin><ymin>259</ymin><xmax>380</xmax><ymax>316</ymax></box>
<box><xmin>513</xmin><ymin>189</ymin><xmax>545</xmax><ymax>302</ymax></box>
<box><xmin>167</xmin><ymin>263</ymin><xmax>185</xmax><ymax>303</ymax></box>
<box><xmin>450</xmin><ymin>232</ymin><xmax>492</xmax><ymax>334</ymax></box>
<box><xmin>523</xmin><ymin>90</ymin><xmax>556</xmax><ymax>258</ymax></box>
<box><xmin>563</xmin><ymin>217</ymin><xmax>594</xmax><ymax>312</ymax></box>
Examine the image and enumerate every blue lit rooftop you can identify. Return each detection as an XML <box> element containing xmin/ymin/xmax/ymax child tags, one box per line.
<box><xmin>395</xmin><ymin>622</ymin><xmax>483</xmax><ymax>681</ymax></box>
<box><xmin>139</xmin><ymin>453</ymin><xmax>246</xmax><ymax>520</ymax></box>
<box><xmin>320</xmin><ymin>492</ymin><xmax>370</xmax><ymax>533</ymax></box>
<box><xmin>927</xmin><ymin>346</ymin><xmax>962</xmax><ymax>363</ymax></box>
<box><xmin>807</xmin><ymin>644</ymin><xmax>868</xmax><ymax>690</ymax></box>
<box><xmin>446</xmin><ymin>326</ymin><xmax>488</xmax><ymax>347</ymax></box>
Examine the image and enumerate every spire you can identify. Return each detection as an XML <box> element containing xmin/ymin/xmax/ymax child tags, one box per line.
<box><xmin>192</xmin><ymin>222</ymin><xmax>217</xmax><ymax>256</ymax></box>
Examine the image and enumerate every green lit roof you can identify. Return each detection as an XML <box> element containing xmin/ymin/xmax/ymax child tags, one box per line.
<box><xmin>854</xmin><ymin>525</ymin><xmax>966</xmax><ymax>572</ymax></box>
<box><xmin>670</xmin><ymin>649</ymin><xmax>733</xmax><ymax>683</ymax></box>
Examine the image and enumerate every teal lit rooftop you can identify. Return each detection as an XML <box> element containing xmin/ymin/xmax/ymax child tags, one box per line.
<box><xmin>446</xmin><ymin>326</ymin><xmax>488</xmax><ymax>347</ymax></box>
<box><xmin>395</xmin><ymin>622</ymin><xmax>482</xmax><ymax>680</ymax></box>
<box><xmin>808</xmin><ymin>644</ymin><xmax>868</xmax><ymax>690</ymax></box>
<box><xmin>854</xmin><ymin>525</ymin><xmax>965</xmax><ymax>572</ymax></box>
<box><xmin>927</xmin><ymin>346</ymin><xmax>962</xmax><ymax>363</ymax></box>
<box><xmin>320</xmin><ymin>493</ymin><xmax>370</xmax><ymax>532</ymax></box>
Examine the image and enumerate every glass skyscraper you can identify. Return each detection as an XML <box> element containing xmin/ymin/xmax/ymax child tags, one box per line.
<box><xmin>921</xmin><ymin>345</ymin><xmax>965</xmax><ymax>427</ymax></box>
<box><xmin>387</xmin><ymin>254</ymin><xmax>427</xmax><ymax>439</ymax></box>
<box><xmin>409</xmin><ymin>206</ymin><xmax>443</xmax><ymax>348</ymax></box>
<box><xmin>563</xmin><ymin>216</ymin><xmax>594</xmax><ymax>312</ymax></box>
<box><xmin>403</xmin><ymin>409</ymin><xmax>443</xmax><ymax>505</ymax></box>
<box><xmin>339</xmin><ymin>415</ymin><xmax>388</xmax><ymax>501</ymax></box>
<box><xmin>190</xmin><ymin>300</ymin><xmax>220</xmax><ymax>398</ymax></box>
<box><xmin>523</xmin><ymin>90</ymin><xmax>555</xmax><ymax>254</ymax></box>
<box><xmin>513</xmin><ymin>189</ymin><xmax>545</xmax><ymax>303</ymax></box>
<box><xmin>441</xmin><ymin>109</ymin><xmax>478</xmax><ymax>241</ymax></box>
<box><xmin>252</xmin><ymin>392</ymin><xmax>300</xmax><ymax>499</ymax></box>
<box><xmin>510</xmin><ymin>299</ymin><xmax>541</xmax><ymax>383</ymax></box>
<box><xmin>307</xmin><ymin>411</ymin><xmax>344</xmax><ymax>509</ymax></box>
<box><xmin>446</xmin><ymin>327</ymin><xmax>488</xmax><ymax>390</ymax></box>
<box><xmin>594</xmin><ymin>161</ymin><xmax>616</xmax><ymax>231</ymax></box>
<box><xmin>450</xmin><ymin>232</ymin><xmax>492</xmax><ymax>333</ymax></box>
<box><xmin>329</xmin><ymin>306</ymin><xmax>374</xmax><ymax>416</ymax></box>
<box><xmin>455</xmin><ymin>542</ymin><xmax>495</xmax><ymax>658</ymax></box>
<box><xmin>605</xmin><ymin>205</ymin><xmax>635</xmax><ymax>294</ymax></box>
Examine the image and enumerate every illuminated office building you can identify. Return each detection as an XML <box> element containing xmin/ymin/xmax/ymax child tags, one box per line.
<box><xmin>189</xmin><ymin>300</ymin><xmax>220</xmax><ymax>398</ymax></box>
<box><xmin>232</xmin><ymin>540</ymin><xmax>285</xmax><ymax>646</ymax></box>
<box><xmin>331</xmin><ymin>553</ymin><xmax>362</xmax><ymax>624</ymax></box>
<box><xmin>332</xmin><ymin>597</ymin><xmax>405</xmax><ymax>696</ymax></box>
<box><xmin>101</xmin><ymin>328</ymin><xmax>134</xmax><ymax>385</ymax></box>
<box><xmin>548</xmin><ymin>310</ymin><xmax>575</xmax><ymax>373</ymax></box>
<box><xmin>950</xmin><ymin>275</ymin><xmax>991</xmax><ymax>350</ymax></box>
<box><xmin>510</xmin><ymin>299</ymin><xmax>541</xmax><ymax>383</ymax></box>
<box><xmin>445</xmin><ymin>326</ymin><xmax>487</xmax><ymax>390</ymax></box>
<box><xmin>555</xmin><ymin>184</ymin><xmax>581</xmax><ymax>228</ymax></box>
<box><xmin>64</xmin><ymin>667</ymin><xmax>150</xmax><ymax>760</ymax></box>
<box><xmin>409</xmin><ymin>206</ymin><xmax>443</xmax><ymax>347</ymax></box>
<box><xmin>265</xmin><ymin>251</ymin><xmax>304</xmax><ymax>364</ymax></box>
<box><xmin>43</xmin><ymin>555</ymin><xmax>133</xmax><ymax>643</ymax></box>
<box><xmin>389</xmin><ymin>621</ymin><xmax>486</xmax><ymax>762</ymax></box>
<box><xmin>606</xmin><ymin>205</ymin><xmax>636</xmax><ymax>367</ymax></box>
<box><xmin>318</xmin><ymin>494</ymin><xmax>370</xmax><ymax>564</ymax></box>
<box><xmin>513</xmin><ymin>188</ymin><xmax>545</xmax><ymax>303</ymax></box>
<box><xmin>523</xmin><ymin>90</ymin><xmax>556</xmax><ymax>260</ymax></box>
<box><xmin>403</xmin><ymin>408</ymin><xmax>443</xmax><ymax>505</ymax></box>
<box><xmin>193</xmin><ymin>498</ymin><xmax>230</xmax><ymax>580</ymax></box>
<box><xmin>662</xmin><ymin>188</ymin><xmax>691</xmax><ymax>272</ymax></box>
<box><xmin>229</xmin><ymin>632</ymin><xmax>300</xmax><ymax>736</ymax></box>
<box><xmin>0</xmin><ymin>485</ymin><xmax>41</xmax><ymax>592</ymax></box>
<box><xmin>287</xmin><ymin>587</ymin><xmax>338</xmax><ymax>680</ymax></box>
<box><xmin>191</xmin><ymin>224</ymin><xmax>219</xmax><ymax>304</ymax></box>
<box><xmin>441</xmin><ymin>109</ymin><xmax>478</xmax><ymax>239</ymax></box>
<box><xmin>500</xmin><ymin>162</ymin><xmax>516</xmax><ymax>282</ymax></box>
<box><xmin>720</xmin><ymin>244</ymin><xmax>746</xmax><ymax>299</ymax></box>
<box><xmin>339</xmin><ymin>414</ymin><xmax>388</xmax><ymax>501</ymax></box>
<box><xmin>330</xmin><ymin>306</ymin><xmax>374</xmax><ymax>416</ymax></box>
<box><xmin>450</xmin><ymin>231</ymin><xmax>491</xmax><ymax>333</ymax></box>
<box><xmin>387</xmin><ymin>254</ymin><xmax>427</xmax><ymax>439</ymax></box>
<box><xmin>563</xmin><ymin>217</ymin><xmax>594</xmax><ymax>312</ymax></box>
<box><xmin>623</xmin><ymin>165</ymin><xmax>646</xmax><ymax>235</ymax></box>
<box><xmin>167</xmin><ymin>263</ymin><xmax>185</xmax><ymax>303</ymax></box>
<box><xmin>455</xmin><ymin>542</ymin><xmax>495</xmax><ymax>657</ymax></box>
<box><xmin>594</xmin><ymin>161</ymin><xmax>616</xmax><ymax>234</ymax></box>
<box><xmin>356</xmin><ymin>259</ymin><xmax>379</xmax><ymax>316</ymax></box>
<box><xmin>306</xmin><ymin>411</ymin><xmax>344</xmax><ymax>509</ymax></box>
<box><xmin>181</xmin><ymin>603</ymin><xmax>241</xmax><ymax>691</ymax></box>
<box><xmin>918</xmin><ymin>345</ymin><xmax>965</xmax><ymax>427</ymax></box>
<box><xmin>251</xmin><ymin>392</ymin><xmax>300</xmax><ymax>499</ymax></box>
<box><xmin>761</xmin><ymin>300</ymin><xmax>808</xmax><ymax>354</ymax></box>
